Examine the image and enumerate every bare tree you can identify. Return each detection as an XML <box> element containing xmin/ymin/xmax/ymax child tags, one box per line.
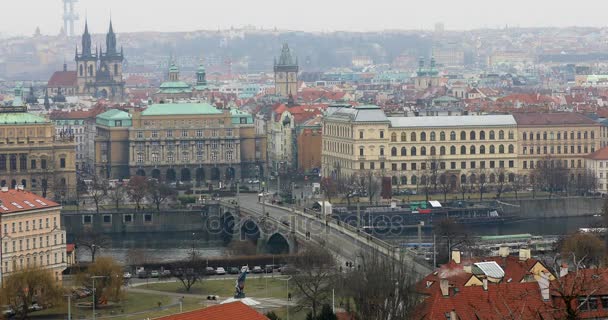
<box><xmin>435</xmin><ymin>218</ymin><xmax>473</xmax><ymax>264</ymax></box>
<box><xmin>89</xmin><ymin>174</ymin><xmax>108</xmax><ymax>214</ymax></box>
<box><xmin>558</xmin><ymin>232</ymin><xmax>606</xmax><ymax>268</ymax></box>
<box><xmin>360</xmin><ymin>171</ymin><xmax>381</xmax><ymax>204</ymax></box>
<box><xmin>511</xmin><ymin>173</ymin><xmax>526</xmax><ymax>200</ymax></box>
<box><xmin>75</xmin><ymin>230</ymin><xmax>110</xmax><ymax>262</ymax></box>
<box><xmin>320</xmin><ymin>177</ymin><xmax>338</xmax><ymax>203</ymax></box>
<box><xmin>344</xmin><ymin>250</ymin><xmax>421</xmax><ymax>320</ymax></box>
<box><xmin>0</xmin><ymin>268</ymin><xmax>63</xmax><ymax>320</ymax></box>
<box><xmin>494</xmin><ymin>168</ymin><xmax>508</xmax><ymax>199</ymax></box>
<box><xmin>475</xmin><ymin>167</ymin><xmax>489</xmax><ymax>201</ymax></box>
<box><xmin>75</xmin><ymin>178</ymin><xmax>88</xmax><ymax>212</ymax></box>
<box><xmin>172</xmin><ymin>249</ymin><xmax>205</xmax><ymax>292</ymax></box>
<box><xmin>108</xmin><ymin>185</ymin><xmax>126</xmax><ymax>210</ymax></box>
<box><xmin>127</xmin><ymin>176</ymin><xmax>147</xmax><ymax>210</ymax></box>
<box><xmin>533</xmin><ymin>156</ymin><xmax>569</xmax><ymax>197</ymax></box>
<box><xmin>289</xmin><ymin>245</ymin><xmax>337</xmax><ymax>317</ymax></box>
<box><xmin>77</xmin><ymin>257</ymin><xmax>125</xmax><ymax>308</ymax></box>
<box><xmin>574</xmin><ymin>169</ymin><xmax>598</xmax><ymax>196</ymax></box>
<box><xmin>146</xmin><ymin>179</ymin><xmax>176</xmax><ymax>211</ymax></box>
<box><xmin>438</xmin><ymin>173</ymin><xmax>451</xmax><ymax>202</ymax></box>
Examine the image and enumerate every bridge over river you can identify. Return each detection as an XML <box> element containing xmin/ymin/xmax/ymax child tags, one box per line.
<box><xmin>214</xmin><ymin>193</ymin><xmax>432</xmax><ymax>278</ymax></box>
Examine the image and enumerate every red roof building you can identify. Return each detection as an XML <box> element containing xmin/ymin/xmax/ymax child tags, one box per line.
<box><xmin>0</xmin><ymin>188</ymin><xmax>60</xmax><ymax>214</ymax></box>
<box><xmin>47</xmin><ymin>70</ymin><xmax>78</xmax><ymax>96</ymax></box>
<box><xmin>153</xmin><ymin>302</ymin><xmax>269</xmax><ymax>320</ymax></box>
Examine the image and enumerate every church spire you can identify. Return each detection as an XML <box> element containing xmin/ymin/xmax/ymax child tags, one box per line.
<box><xmin>106</xmin><ymin>19</ymin><xmax>117</xmax><ymax>55</ymax></box>
<box><xmin>80</xmin><ymin>19</ymin><xmax>92</xmax><ymax>57</ymax></box>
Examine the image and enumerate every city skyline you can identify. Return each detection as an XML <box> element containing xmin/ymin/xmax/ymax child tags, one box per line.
<box><xmin>3</xmin><ymin>0</ymin><xmax>608</xmax><ymax>36</ymax></box>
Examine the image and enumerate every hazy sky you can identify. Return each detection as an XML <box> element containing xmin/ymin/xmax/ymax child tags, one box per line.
<box><xmin>3</xmin><ymin>0</ymin><xmax>608</xmax><ymax>36</ymax></box>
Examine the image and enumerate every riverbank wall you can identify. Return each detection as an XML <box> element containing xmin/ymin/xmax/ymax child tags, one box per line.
<box><xmin>501</xmin><ymin>197</ymin><xmax>604</xmax><ymax>218</ymax></box>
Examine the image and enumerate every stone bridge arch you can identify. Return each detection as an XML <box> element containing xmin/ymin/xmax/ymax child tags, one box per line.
<box><xmin>266</xmin><ymin>232</ymin><xmax>294</xmax><ymax>254</ymax></box>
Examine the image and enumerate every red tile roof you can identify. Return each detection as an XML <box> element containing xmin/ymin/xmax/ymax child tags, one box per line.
<box><xmin>66</xmin><ymin>244</ymin><xmax>76</xmax><ymax>253</ymax></box>
<box><xmin>585</xmin><ymin>146</ymin><xmax>608</xmax><ymax>160</ymax></box>
<box><xmin>513</xmin><ymin>113</ymin><xmax>598</xmax><ymax>126</ymax></box>
<box><xmin>415</xmin><ymin>281</ymin><xmax>552</xmax><ymax>320</ymax></box>
<box><xmin>48</xmin><ymin>71</ymin><xmax>77</xmax><ymax>87</ymax></box>
<box><xmin>154</xmin><ymin>302</ymin><xmax>269</xmax><ymax>320</ymax></box>
<box><xmin>0</xmin><ymin>189</ymin><xmax>59</xmax><ymax>214</ymax></box>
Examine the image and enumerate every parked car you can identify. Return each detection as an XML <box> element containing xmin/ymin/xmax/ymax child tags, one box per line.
<box><xmin>205</xmin><ymin>267</ymin><xmax>216</xmax><ymax>275</ymax></box>
<box><xmin>137</xmin><ymin>271</ymin><xmax>148</xmax><ymax>278</ymax></box>
<box><xmin>150</xmin><ymin>270</ymin><xmax>160</xmax><ymax>278</ymax></box>
<box><xmin>28</xmin><ymin>304</ymin><xmax>43</xmax><ymax>312</ymax></box>
<box><xmin>123</xmin><ymin>272</ymin><xmax>132</xmax><ymax>279</ymax></box>
<box><xmin>2</xmin><ymin>308</ymin><xmax>15</xmax><ymax>318</ymax></box>
<box><xmin>161</xmin><ymin>270</ymin><xmax>171</xmax><ymax>277</ymax></box>
<box><xmin>280</xmin><ymin>264</ymin><xmax>297</xmax><ymax>274</ymax></box>
<box><xmin>264</xmin><ymin>265</ymin><xmax>275</xmax><ymax>273</ymax></box>
<box><xmin>252</xmin><ymin>266</ymin><xmax>263</xmax><ymax>274</ymax></box>
<box><xmin>215</xmin><ymin>267</ymin><xmax>226</xmax><ymax>275</ymax></box>
<box><xmin>240</xmin><ymin>266</ymin><xmax>250</xmax><ymax>273</ymax></box>
<box><xmin>228</xmin><ymin>267</ymin><xmax>240</xmax><ymax>274</ymax></box>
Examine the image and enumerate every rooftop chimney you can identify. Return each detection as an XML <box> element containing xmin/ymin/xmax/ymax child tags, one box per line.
<box><xmin>451</xmin><ymin>249</ymin><xmax>461</xmax><ymax>264</ymax></box>
<box><xmin>498</xmin><ymin>246</ymin><xmax>510</xmax><ymax>258</ymax></box>
<box><xmin>482</xmin><ymin>278</ymin><xmax>488</xmax><ymax>291</ymax></box>
<box><xmin>449</xmin><ymin>310</ymin><xmax>458</xmax><ymax>320</ymax></box>
<box><xmin>560</xmin><ymin>263</ymin><xmax>569</xmax><ymax>277</ymax></box>
<box><xmin>440</xmin><ymin>278</ymin><xmax>449</xmax><ymax>297</ymax></box>
<box><xmin>538</xmin><ymin>272</ymin><xmax>550</xmax><ymax>301</ymax></box>
<box><xmin>519</xmin><ymin>247</ymin><xmax>531</xmax><ymax>261</ymax></box>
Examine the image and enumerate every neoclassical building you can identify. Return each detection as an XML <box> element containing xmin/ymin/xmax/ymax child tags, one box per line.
<box><xmin>322</xmin><ymin>105</ymin><xmax>600</xmax><ymax>191</ymax></box>
<box><xmin>323</xmin><ymin>105</ymin><xmax>517</xmax><ymax>189</ymax></box>
<box><xmin>0</xmin><ymin>189</ymin><xmax>68</xmax><ymax>283</ymax></box>
<box><xmin>0</xmin><ymin>89</ymin><xmax>76</xmax><ymax>199</ymax></box>
<box><xmin>95</xmin><ymin>103</ymin><xmax>266</xmax><ymax>183</ymax></box>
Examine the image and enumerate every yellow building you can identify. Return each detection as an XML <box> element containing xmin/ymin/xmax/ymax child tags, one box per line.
<box><xmin>514</xmin><ymin>113</ymin><xmax>600</xmax><ymax>185</ymax></box>
<box><xmin>0</xmin><ymin>188</ymin><xmax>68</xmax><ymax>283</ymax></box>
<box><xmin>95</xmin><ymin>103</ymin><xmax>266</xmax><ymax>182</ymax></box>
<box><xmin>323</xmin><ymin>105</ymin><xmax>518</xmax><ymax>190</ymax></box>
<box><xmin>0</xmin><ymin>91</ymin><xmax>76</xmax><ymax>200</ymax></box>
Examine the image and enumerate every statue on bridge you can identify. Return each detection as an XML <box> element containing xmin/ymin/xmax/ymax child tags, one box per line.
<box><xmin>234</xmin><ymin>270</ymin><xmax>247</xmax><ymax>298</ymax></box>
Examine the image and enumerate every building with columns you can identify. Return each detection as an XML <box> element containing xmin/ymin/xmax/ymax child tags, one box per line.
<box><xmin>95</xmin><ymin>103</ymin><xmax>266</xmax><ymax>183</ymax></box>
<box><xmin>0</xmin><ymin>88</ymin><xmax>76</xmax><ymax>200</ymax></box>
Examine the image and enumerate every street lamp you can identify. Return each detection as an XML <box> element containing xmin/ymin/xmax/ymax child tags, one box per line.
<box><xmin>64</xmin><ymin>294</ymin><xmax>72</xmax><ymax>320</ymax></box>
<box><xmin>91</xmin><ymin>275</ymin><xmax>108</xmax><ymax>320</ymax></box>
<box><xmin>278</xmin><ymin>276</ymin><xmax>292</xmax><ymax>320</ymax></box>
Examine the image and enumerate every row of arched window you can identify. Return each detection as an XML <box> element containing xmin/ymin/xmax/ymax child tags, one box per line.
<box><xmin>378</xmin><ymin>144</ymin><xmax>515</xmax><ymax>157</ymax></box>
<box><xmin>390</xmin><ymin>130</ymin><xmax>514</xmax><ymax>142</ymax></box>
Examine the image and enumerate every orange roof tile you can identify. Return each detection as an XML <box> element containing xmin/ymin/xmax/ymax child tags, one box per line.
<box><xmin>0</xmin><ymin>189</ymin><xmax>59</xmax><ymax>214</ymax></box>
<box><xmin>585</xmin><ymin>146</ymin><xmax>608</xmax><ymax>160</ymax></box>
<box><xmin>154</xmin><ymin>302</ymin><xmax>268</xmax><ymax>320</ymax></box>
<box><xmin>48</xmin><ymin>71</ymin><xmax>77</xmax><ymax>87</ymax></box>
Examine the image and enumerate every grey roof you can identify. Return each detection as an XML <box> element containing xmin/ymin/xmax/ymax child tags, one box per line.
<box><xmin>473</xmin><ymin>261</ymin><xmax>505</xmax><ymax>279</ymax></box>
<box><xmin>389</xmin><ymin>115</ymin><xmax>516</xmax><ymax>128</ymax></box>
<box><xmin>326</xmin><ymin>105</ymin><xmax>389</xmax><ymax>123</ymax></box>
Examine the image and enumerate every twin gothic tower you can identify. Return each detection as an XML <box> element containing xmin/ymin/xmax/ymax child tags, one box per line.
<box><xmin>75</xmin><ymin>20</ymin><xmax>125</xmax><ymax>100</ymax></box>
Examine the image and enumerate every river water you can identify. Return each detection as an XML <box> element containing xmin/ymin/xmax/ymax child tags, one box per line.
<box><xmin>79</xmin><ymin>216</ymin><xmax>602</xmax><ymax>263</ymax></box>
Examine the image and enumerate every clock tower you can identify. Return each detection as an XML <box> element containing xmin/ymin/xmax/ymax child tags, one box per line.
<box><xmin>274</xmin><ymin>43</ymin><xmax>298</xmax><ymax>98</ymax></box>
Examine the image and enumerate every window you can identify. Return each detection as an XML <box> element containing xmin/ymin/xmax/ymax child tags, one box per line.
<box><xmin>430</xmin><ymin>132</ymin><xmax>436</xmax><ymax>141</ymax></box>
<box><xmin>460</xmin><ymin>146</ymin><xmax>466</xmax><ymax>155</ymax></box>
<box><xmin>451</xmin><ymin>162</ymin><xmax>456</xmax><ymax>169</ymax></box>
<box><xmin>401</xmin><ymin>132</ymin><xmax>406</xmax><ymax>141</ymax></box>
<box><xmin>391</xmin><ymin>133</ymin><xmax>397</xmax><ymax>142</ymax></box>
<box><xmin>460</xmin><ymin>131</ymin><xmax>466</xmax><ymax>140</ymax></box>
<box><xmin>401</xmin><ymin>163</ymin><xmax>407</xmax><ymax>170</ymax></box>
<box><xmin>103</xmin><ymin>215</ymin><xmax>112</xmax><ymax>224</ymax></box>
<box><xmin>411</xmin><ymin>163</ymin><xmax>417</xmax><ymax>170</ymax></box>
<box><xmin>380</xmin><ymin>162</ymin><xmax>385</xmax><ymax>169</ymax></box>
<box><xmin>508</xmin><ymin>145</ymin><xmax>514</xmax><ymax>153</ymax></box>
<box><xmin>370</xmin><ymin>162</ymin><xmax>375</xmax><ymax>170</ymax></box>
<box><xmin>83</xmin><ymin>215</ymin><xmax>92</xmax><ymax>224</ymax></box>
<box><xmin>152</xmin><ymin>131</ymin><xmax>159</xmax><ymax>138</ymax></box>
<box><xmin>411</xmin><ymin>147</ymin><xmax>417</xmax><ymax>156</ymax></box>
<box><xmin>450</xmin><ymin>146</ymin><xmax>456</xmax><ymax>155</ymax></box>
<box><xmin>182</xmin><ymin>130</ymin><xmax>188</xmax><ymax>137</ymax></box>
<box><xmin>470</xmin><ymin>161</ymin><xmax>476</xmax><ymax>169</ymax></box>
<box><xmin>480</xmin><ymin>145</ymin><xmax>486</xmax><ymax>154</ymax></box>
<box><xmin>359</xmin><ymin>148</ymin><xmax>364</xmax><ymax>156</ymax></box>
<box><xmin>359</xmin><ymin>131</ymin><xmax>364</xmax><ymax>139</ymax></box>
<box><xmin>509</xmin><ymin>160</ymin><xmax>514</xmax><ymax>168</ymax></box>
<box><xmin>144</xmin><ymin>214</ymin><xmax>153</xmax><ymax>223</ymax></box>
<box><xmin>360</xmin><ymin>162</ymin><xmax>365</xmax><ymax>170</ymax></box>
<box><xmin>401</xmin><ymin>147</ymin><xmax>407</xmax><ymax>156</ymax></box>
<box><xmin>391</xmin><ymin>147</ymin><xmax>397</xmax><ymax>157</ymax></box>
<box><xmin>490</xmin><ymin>145</ymin><xmax>495</xmax><ymax>154</ymax></box>
<box><xmin>440</xmin><ymin>146</ymin><xmax>446</xmax><ymax>155</ymax></box>
<box><xmin>430</xmin><ymin>146</ymin><xmax>436</xmax><ymax>155</ymax></box>
<box><xmin>411</xmin><ymin>132</ymin><xmax>416</xmax><ymax>141</ymax></box>
<box><xmin>543</xmin><ymin>132</ymin><xmax>547</xmax><ymax>140</ymax></box>
<box><xmin>523</xmin><ymin>161</ymin><xmax>528</xmax><ymax>169</ymax></box>
<box><xmin>137</xmin><ymin>131</ymin><xmax>143</xmax><ymax>138</ymax></box>
<box><xmin>450</xmin><ymin>131</ymin><xmax>456</xmax><ymax>141</ymax></box>
<box><xmin>480</xmin><ymin>131</ymin><xmax>485</xmax><ymax>140</ymax></box>
<box><xmin>392</xmin><ymin>163</ymin><xmax>397</xmax><ymax>171</ymax></box>
<box><xmin>196</xmin><ymin>130</ymin><xmax>203</xmax><ymax>137</ymax></box>
<box><xmin>522</xmin><ymin>132</ymin><xmax>527</xmax><ymax>140</ymax></box>
<box><xmin>420</xmin><ymin>132</ymin><xmax>426</xmax><ymax>141</ymax></box>
<box><xmin>137</xmin><ymin>153</ymin><xmax>143</xmax><ymax>163</ymax></box>
<box><xmin>470</xmin><ymin>146</ymin><xmax>476</xmax><ymax>154</ymax></box>
<box><xmin>499</xmin><ymin>145</ymin><xmax>505</xmax><ymax>154</ymax></box>
<box><xmin>379</xmin><ymin>131</ymin><xmax>384</xmax><ymax>139</ymax></box>
<box><xmin>440</xmin><ymin>132</ymin><xmax>446</xmax><ymax>141</ymax></box>
<box><xmin>421</xmin><ymin>147</ymin><xmax>426</xmax><ymax>156</ymax></box>
<box><xmin>470</xmin><ymin>131</ymin><xmax>476</xmax><ymax>140</ymax></box>
<box><xmin>490</xmin><ymin>161</ymin><xmax>495</xmax><ymax>168</ymax></box>
<box><xmin>123</xmin><ymin>214</ymin><xmax>133</xmax><ymax>223</ymax></box>
<box><xmin>499</xmin><ymin>130</ymin><xmax>505</xmax><ymax>140</ymax></box>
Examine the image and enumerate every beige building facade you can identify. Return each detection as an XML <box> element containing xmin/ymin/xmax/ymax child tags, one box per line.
<box><xmin>0</xmin><ymin>189</ymin><xmax>68</xmax><ymax>284</ymax></box>
<box><xmin>323</xmin><ymin>106</ymin><xmax>600</xmax><ymax>192</ymax></box>
<box><xmin>0</xmin><ymin>103</ymin><xmax>76</xmax><ymax>200</ymax></box>
<box><xmin>95</xmin><ymin>103</ymin><xmax>266</xmax><ymax>182</ymax></box>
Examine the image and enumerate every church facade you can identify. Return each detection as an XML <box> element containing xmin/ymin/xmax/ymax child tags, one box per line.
<box><xmin>274</xmin><ymin>43</ymin><xmax>298</xmax><ymax>98</ymax></box>
<box><xmin>48</xmin><ymin>21</ymin><xmax>125</xmax><ymax>101</ymax></box>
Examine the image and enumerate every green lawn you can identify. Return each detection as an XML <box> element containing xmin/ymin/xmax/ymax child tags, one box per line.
<box><xmin>143</xmin><ymin>277</ymin><xmax>290</xmax><ymax>300</ymax></box>
<box><xmin>32</xmin><ymin>292</ymin><xmax>202</xmax><ymax>320</ymax></box>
